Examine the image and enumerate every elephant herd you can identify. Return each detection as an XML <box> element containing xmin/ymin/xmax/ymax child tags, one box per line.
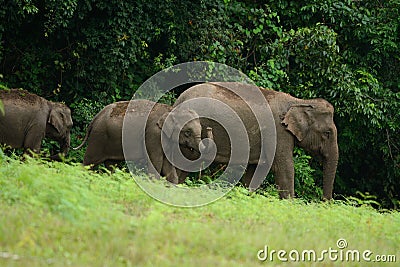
<box><xmin>0</xmin><ymin>82</ymin><xmax>338</xmax><ymax>199</ymax></box>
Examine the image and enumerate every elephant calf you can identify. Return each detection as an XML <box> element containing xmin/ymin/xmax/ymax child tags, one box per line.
<box><xmin>0</xmin><ymin>89</ymin><xmax>73</xmax><ymax>158</ymax></box>
<box><xmin>74</xmin><ymin>99</ymin><xmax>208</xmax><ymax>184</ymax></box>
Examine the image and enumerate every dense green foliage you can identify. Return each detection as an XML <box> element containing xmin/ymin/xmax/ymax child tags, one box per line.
<box><xmin>0</xmin><ymin>157</ymin><xmax>399</xmax><ymax>266</ymax></box>
<box><xmin>1</xmin><ymin>0</ymin><xmax>399</xmax><ymax>207</ymax></box>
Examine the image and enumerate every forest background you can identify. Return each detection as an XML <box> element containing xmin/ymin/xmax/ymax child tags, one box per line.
<box><xmin>1</xmin><ymin>0</ymin><xmax>399</xmax><ymax>208</ymax></box>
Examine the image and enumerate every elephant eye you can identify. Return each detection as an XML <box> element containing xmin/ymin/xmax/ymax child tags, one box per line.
<box><xmin>323</xmin><ymin>131</ymin><xmax>331</xmax><ymax>138</ymax></box>
<box><xmin>184</xmin><ymin>130</ymin><xmax>192</xmax><ymax>137</ymax></box>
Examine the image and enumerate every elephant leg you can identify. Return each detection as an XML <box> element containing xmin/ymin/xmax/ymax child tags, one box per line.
<box><xmin>147</xmin><ymin>150</ymin><xmax>163</xmax><ymax>180</ymax></box>
<box><xmin>104</xmin><ymin>160</ymin><xmax>121</xmax><ymax>171</ymax></box>
<box><xmin>269</xmin><ymin>131</ymin><xmax>295</xmax><ymax>199</ymax></box>
<box><xmin>272</xmin><ymin>157</ymin><xmax>295</xmax><ymax>199</ymax></box>
<box><xmin>176</xmin><ymin>169</ymin><xmax>188</xmax><ymax>184</ymax></box>
<box><xmin>161</xmin><ymin>157</ymin><xmax>179</xmax><ymax>184</ymax></box>
<box><xmin>241</xmin><ymin>164</ymin><xmax>270</xmax><ymax>191</ymax></box>
<box><xmin>83</xmin><ymin>153</ymin><xmax>105</xmax><ymax>169</ymax></box>
<box><xmin>241</xmin><ymin>164</ymin><xmax>256</xmax><ymax>188</ymax></box>
<box><xmin>23</xmin><ymin>129</ymin><xmax>44</xmax><ymax>156</ymax></box>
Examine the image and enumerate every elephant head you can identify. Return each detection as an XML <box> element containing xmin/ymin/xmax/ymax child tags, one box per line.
<box><xmin>157</xmin><ymin>108</ymin><xmax>205</xmax><ymax>153</ymax></box>
<box><xmin>282</xmin><ymin>99</ymin><xmax>339</xmax><ymax>199</ymax></box>
<box><xmin>46</xmin><ymin>102</ymin><xmax>73</xmax><ymax>158</ymax></box>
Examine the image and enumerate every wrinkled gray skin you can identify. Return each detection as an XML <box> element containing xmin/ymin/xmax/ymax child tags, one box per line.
<box><xmin>74</xmin><ymin>100</ymin><xmax>206</xmax><ymax>184</ymax></box>
<box><xmin>0</xmin><ymin>89</ymin><xmax>73</xmax><ymax>159</ymax></box>
<box><xmin>174</xmin><ymin>82</ymin><xmax>338</xmax><ymax>199</ymax></box>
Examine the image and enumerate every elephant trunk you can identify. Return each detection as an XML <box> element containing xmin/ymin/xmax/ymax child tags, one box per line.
<box><xmin>199</xmin><ymin>127</ymin><xmax>214</xmax><ymax>154</ymax></box>
<box><xmin>51</xmin><ymin>134</ymin><xmax>70</xmax><ymax>161</ymax></box>
<box><xmin>199</xmin><ymin>141</ymin><xmax>206</xmax><ymax>153</ymax></box>
<box><xmin>322</xmin><ymin>141</ymin><xmax>339</xmax><ymax>200</ymax></box>
<box><xmin>60</xmin><ymin>134</ymin><xmax>71</xmax><ymax>155</ymax></box>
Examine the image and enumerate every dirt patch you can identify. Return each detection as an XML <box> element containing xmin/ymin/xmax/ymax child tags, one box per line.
<box><xmin>149</xmin><ymin>102</ymin><xmax>171</xmax><ymax>114</ymax></box>
<box><xmin>0</xmin><ymin>89</ymin><xmax>42</xmax><ymax>105</ymax></box>
<box><xmin>260</xmin><ymin>87</ymin><xmax>279</xmax><ymax>101</ymax></box>
<box><xmin>212</xmin><ymin>82</ymin><xmax>277</xmax><ymax>102</ymax></box>
<box><xmin>110</xmin><ymin>102</ymin><xmax>129</xmax><ymax>117</ymax></box>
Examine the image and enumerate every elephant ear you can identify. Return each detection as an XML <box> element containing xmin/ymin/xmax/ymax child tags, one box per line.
<box><xmin>48</xmin><ymin>109</ymin><xmax>63</xmax><ymax>133</ymax></box>
<box><xmin>281</xmin><ymin>104</ymin><xmax>313</xmax><ymax>142</ymax></box>
<box><xmin>157</xmin><ymin>112</ymin><xmax>175</xmax><ymax>138</ymax></box>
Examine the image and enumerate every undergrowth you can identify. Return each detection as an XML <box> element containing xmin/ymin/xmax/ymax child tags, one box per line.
<box><xmin>0</xmin><ymin>156</ymin><xmax>398</xmax><ymax>266</ymax></box>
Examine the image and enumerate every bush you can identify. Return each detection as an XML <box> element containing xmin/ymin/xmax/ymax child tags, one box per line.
<box><xmin>293</xmin><ymin>148</ymin><xmax>323</xmax><ymax>200</ymax></box>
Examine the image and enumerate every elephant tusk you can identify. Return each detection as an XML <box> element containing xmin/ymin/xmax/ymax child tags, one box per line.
<box><xmin>206</xmin><ymin>127</ymin><xmax>213</xmax><ymax>140</ymax></box>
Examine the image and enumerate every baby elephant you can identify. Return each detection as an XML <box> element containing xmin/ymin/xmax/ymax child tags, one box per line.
<box><xmin>74</xmin><ymin>100</ymin><xmax>208</xmax><ymax>183</ymax></box>
<box><xmin>0</xmin><ymin>89</ymin><xmax>73</xmax><ymax>159</ymax></box>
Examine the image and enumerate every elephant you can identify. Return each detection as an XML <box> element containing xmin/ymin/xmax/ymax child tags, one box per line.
<box><xmin>173</xmin><ymin>82</ymin><xmax>338</xmax><ymax>199</ymax></box>
<box><xmin>0</xmin><ymin>89</ymin><xmax>73</xmax><ymax>159</ymax></box>
<box><xmin>74</xmin><ymin>99</ymin><xmax>211</xmax><ymax>184</ymax></box>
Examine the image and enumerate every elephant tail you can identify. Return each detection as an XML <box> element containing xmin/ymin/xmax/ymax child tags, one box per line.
<box><xmin>73</xmin><ymin>104</ymin><xmax>107</xmax><ymax>150</ymax></box>
<box><xmin>72</xmin><ymin>118</ymin><xmax>96</xmax><ymax>150</ymax></box>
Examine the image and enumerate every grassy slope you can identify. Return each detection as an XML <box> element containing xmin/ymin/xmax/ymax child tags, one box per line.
<box><xmin>0</xmin><ymin>157</ymin><xmax>399</xmax><ymax>267</ymax></box>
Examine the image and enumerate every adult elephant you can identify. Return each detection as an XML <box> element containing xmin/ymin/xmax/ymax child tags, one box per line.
<box><xmin>173</xmin><ymin>82</ymin><xmax>338</xmax><ymax>199</ymax></box>
<box><xmin>74</xmin><ymin>100</ymin><xmax>211</xmax><ymax>184</ymax></box>
<box><xmin>0</xmin><ymin>89</ymin><xmax>73</xmax><ymax>159</ymax></box>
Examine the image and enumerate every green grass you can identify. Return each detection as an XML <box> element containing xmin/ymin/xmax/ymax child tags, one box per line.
<box><xmin>0</xmin><ymin>156</ymin><xmax>399</xmax><ymax>266</ymax></box>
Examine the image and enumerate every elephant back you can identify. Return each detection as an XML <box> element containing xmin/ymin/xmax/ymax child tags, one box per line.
<box><xmin>0</xmin><ymin>89</ymin><xmax>46</xmax><ymax>106</ymax></box>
